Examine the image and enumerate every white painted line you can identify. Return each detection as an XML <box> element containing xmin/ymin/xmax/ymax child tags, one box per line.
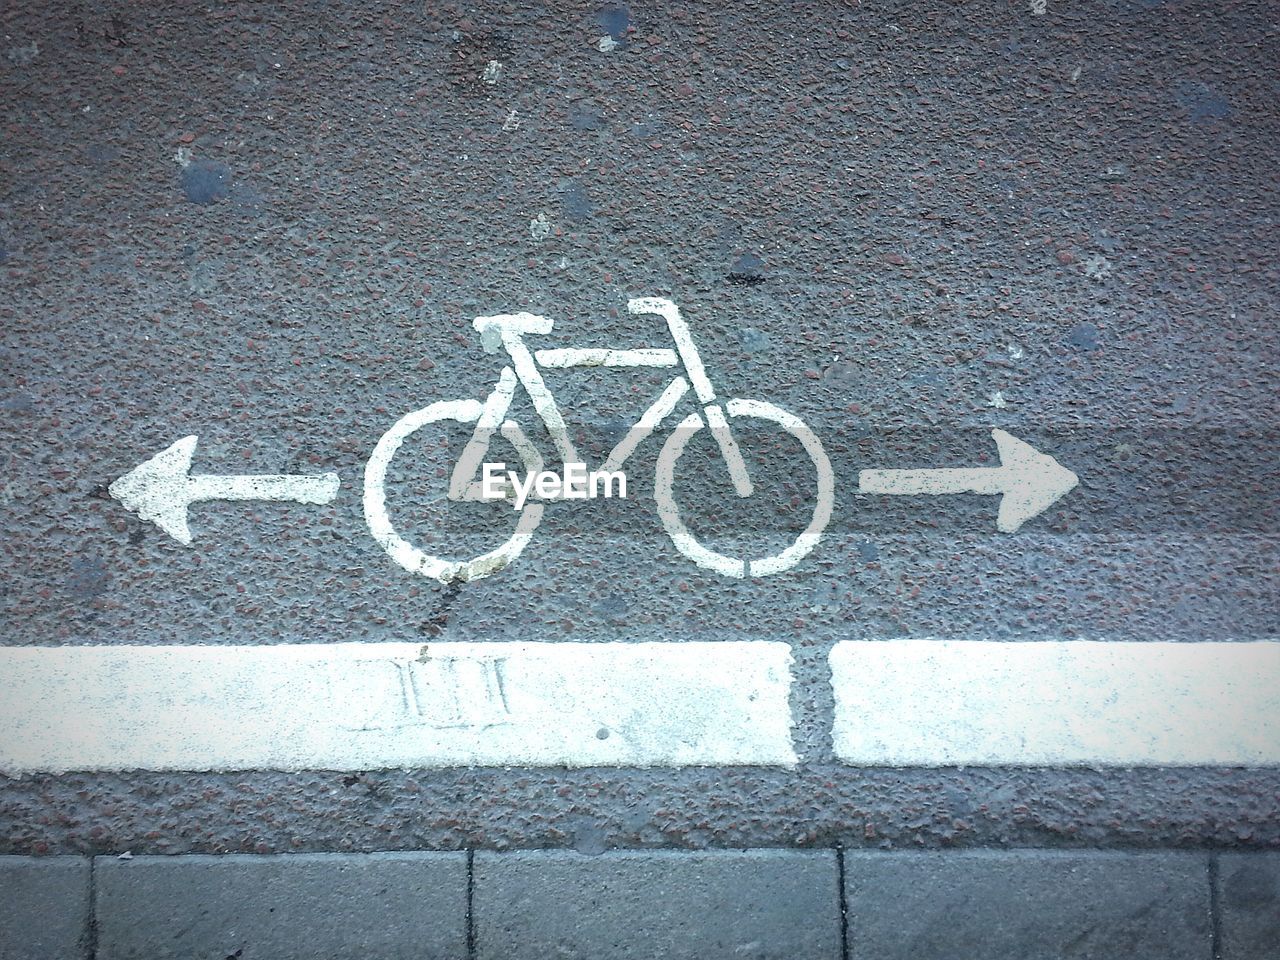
<box><xmin>628</xmin><ymin>297</ymin><xmax>716</xmax><ymax>403</ymax></box>
<box><xmin>597</xmin><ymin>376</ymin><xmax>689</xmax><ymax>476</ymax></box>
<box><xmin>831</xmin><ymin>640</ymin><xmax>1280</xmax><ymax>767</ymax></box>
<box><xmin>0</xmin><ymin>642</ymin><xmax>795</xmax><ymax>773</ymax></box>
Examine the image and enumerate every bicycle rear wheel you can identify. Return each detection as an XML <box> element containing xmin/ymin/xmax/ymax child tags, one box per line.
<box><xmin>364</xmin><ymin>400</ymin><xmax>544</xmax><ymax>583</ymax></box>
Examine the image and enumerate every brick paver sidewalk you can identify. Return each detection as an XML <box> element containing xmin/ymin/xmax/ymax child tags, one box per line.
<box><xmin>3</xmin><ymin>848</ymin><xmax>1277</xmax><ymax>958</ymax></box>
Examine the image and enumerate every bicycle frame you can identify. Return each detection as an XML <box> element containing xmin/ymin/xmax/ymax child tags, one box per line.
<box><xmin>363</xmin><ymin>295</ymin><xmax>834</xmax><ymax>583</ymax></box>
<box><xmin>449</xmin><ymin>298</ymin><xmax>753</xmax><ymax>502</ymax></box>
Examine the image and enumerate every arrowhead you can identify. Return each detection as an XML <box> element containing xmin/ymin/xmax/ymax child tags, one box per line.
<box><xmin>108</xmin><ymin>436</ymin><xmax>198</xmax><ymax>544</ymax></box>
<box><xmin>991</xmin><ymin>429</ymin><xmax>1079</xmax><ymax>532</ymax></box>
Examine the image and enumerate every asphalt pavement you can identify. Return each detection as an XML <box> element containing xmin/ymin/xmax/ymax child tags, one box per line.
<box><xmin>1</xmin><ymin>0</ymin><xmax>1277</xmax><ymax>955</ymax></box>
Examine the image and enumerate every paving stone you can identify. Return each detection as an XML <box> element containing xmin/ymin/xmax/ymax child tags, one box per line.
<box><xmin>0</xmin><ymin>856</ymin><xmax>90</xmax><ymax>960</ymax></box>
<box><xmin>1218</xmin><ymin>853</ymin><xmax>1280</xmax><ymax>959</ymax></box>
<box><xmin>844</xmin><ymin>850</ymin><xmax>1210</xmax><ymax>959</ymax></box>
<box><xmin>95</xmin><ymin>852</ymin><xmax>466</xmax><ymax>960</ymax></box>
<box><xmin>474</xmin><ymin>849</ymin><xmax>840</xmax><ymax>960</ymax></box>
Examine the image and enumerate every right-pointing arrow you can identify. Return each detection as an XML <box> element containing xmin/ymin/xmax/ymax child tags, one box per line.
<box><xmin>858</xmin><ymin>428</ymin><xmax>1079</xmax><ymax>532</ymax></box>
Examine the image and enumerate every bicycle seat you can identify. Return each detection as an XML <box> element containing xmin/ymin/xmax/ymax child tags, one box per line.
<box><xmin>473</xmin><ymin>313</ymin><xmax>555</xmax><ymax>335</ymax></box>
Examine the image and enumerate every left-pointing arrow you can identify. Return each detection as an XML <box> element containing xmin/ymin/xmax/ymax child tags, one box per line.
<box><xmin>109</xmin><ymin>435</ymin><xmax>341</xmax><ymax>544</ymax></box>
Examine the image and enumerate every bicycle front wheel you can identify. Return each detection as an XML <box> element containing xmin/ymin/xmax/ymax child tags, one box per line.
<box><xmin>654</xmin><ymin>398</ymin><xmax>834</xmax><ymax>578</ymax></box>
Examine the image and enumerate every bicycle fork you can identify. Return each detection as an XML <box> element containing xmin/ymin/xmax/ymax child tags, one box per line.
<box><xmin>628</xmin><ymin>298</ymin><xmax>754</xmax><ymax>497</ymax></box>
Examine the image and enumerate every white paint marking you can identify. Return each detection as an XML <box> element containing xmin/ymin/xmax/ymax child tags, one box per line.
<box><xmin>703</xmin><ymin>403</ymin><xmax>754</xmax><ymax>497</ymax></box>
<box><xmin>473</xmin><ymin>314</ymin><xmax>577</xmax><ymax>467</ymax></box>
<box><xmin>109</xmin><ymin>436</ymin><xmax>339</xmax><ymax>544</ymax></box>
<box><xmin>732</xmin><ymin>398</ymin><xmax>834</xmax><ymax>578</ymax></box>
<box><xmin>534</xmin><ymin>347</ymin><xmax>678</xmax><ymax>368</ymax></box>
<box><xmin>0</xmin><ymin>642</ymin><xmax>796</xmax><ymax>773</ymax></box>
<box><xmin>629</xmin><ymin>298</ymin><xmax>716</xmax><ymax>403</ymax></box>
<box><xmin>448</xmin><ymin>366</ymin><xmax>520</xmax><ymax>501</ymax></box>
<box><xmin>597</xmin><ymin>376</ymin><xmax>689</xmax><ymax>477</ymax></box>
<box><xmin>831</xmin><ymin>640</ymin><xmax>1280</xmax><ymax>766</ymax></box>
<box><xmin>654</xmin><ymin>411</ymin><xmax>745</xmax><ymax>579</ymax></box>
<box><xmin>858</xmin><ymin>428</ymin><xmax>1078</xmax><ymax>532</ymax></box>
<box><xmin>364</xmin><ymin>398</ymin><xmax>543</xmax><ymax>583</ymax></box>
<box><xmin>364</xmin><ymin>297</ymin><xmax>831</xmax><ymax>581</ymax></box>
<box><xmin>628</xmin><ymin>298</ymin><xmax>757</xmax><ymax>496</ymax></box>
<box><xmin>653</xmin><ymin>398</ymin><xmax>834</xmax><ymax>579</ymax></box>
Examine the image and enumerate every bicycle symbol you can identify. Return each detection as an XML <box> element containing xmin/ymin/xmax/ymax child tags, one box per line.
<box><xmin>363</xmin><ymin>298</ymin><xmax>835</xmax><ymax>583</ymax></box>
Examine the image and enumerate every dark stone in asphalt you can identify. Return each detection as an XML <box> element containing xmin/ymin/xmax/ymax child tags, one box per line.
<box><xmin>1173</xmin><ymin>79</ymin><xmax>1232</xmax><ymax>122</ymax></box>
<box><xmin>563</xmin><ymin>181</ymin><xmax>594</xmax><ymax>221</ymax></box>
<box><xmin>180</xmin><ymin>159</ymin><xmax>231</xmax><ymax>205</ymax></box>
<box><xmin>570</xmin><ymin>103</ymin><xmax>607</xmax><ymax>131</ymax></box>
<box><xmin>474</xmin><ymin>849</ymin><xmax>840</xmax><ymax>960</ymax></box>
<box><xmin>0</xmin><ymin>856</ymin><xmax>90</xmax><ymax>960</ymax></box>
<box><xmin>738</xmin><ymin>326</ymin><xmax>771</xmax><ymax>353</ymax></box>
<box><xmin>597</xmin><ymin>3</ymin><xmax>630</xmax><ymax>43</ymax></box>
<box><xmin>65</xmin><ymin>553</ymin><xmax>110</xmax><ymax>600</ymax></box>
<box><xmin>86</xmin><ymin>143</ymin><xmax>121</xmax><ymax>166</ymax></box>
<box><xmin>96</xmin><ymin>852</ymin><xmax>467</xmax><ymax>960</ymax></box>
<box><xmin>727</xmin><ymin>252</ymin><xmax>766</xmax><ymax>285</ymax></box>
<box><xmin>1066</xmin><ymin>321</ymin><xmax>1101</xmax><ymax>352</ymax></box>
<box><xmin>1218</xmin><ymin>853</ymin><xmax>1280</xmax><ymax>960</ymax></box>
<box><xmin>844</xmin><ymin>850</ymin><xmax>1211</xmax><ymax>960</ymax></box>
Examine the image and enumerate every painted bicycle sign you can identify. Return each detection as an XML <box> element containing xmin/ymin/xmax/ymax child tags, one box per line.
<box><xmin>363</xmin><ymin>297</ymin><xmax>834</xmax><ymax>582</ymax></box>
<box><xmin>110</xmin><ymin>296</ymin><xmax>1078</xmax><ymax>583</ymax></box>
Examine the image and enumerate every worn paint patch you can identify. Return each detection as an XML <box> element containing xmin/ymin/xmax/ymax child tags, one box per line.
<box><xmin>0</xmin><ymin>642</ymin><xmax>796</xmax><ymax>773</ymax></box>
<box><xmin>831</xmin><ymin>640</ymin><xmax>1280</xmax><ymax>766</ymax></box>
